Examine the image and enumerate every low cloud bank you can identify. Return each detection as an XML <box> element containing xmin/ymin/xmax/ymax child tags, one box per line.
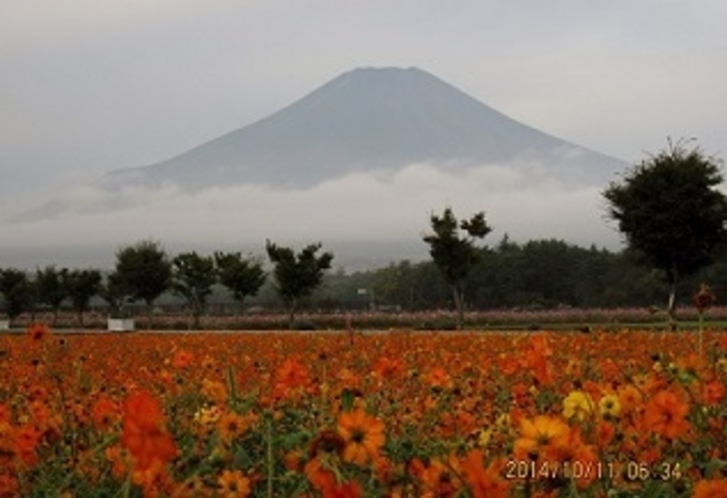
<box><xmin>0</xmin><ymin>162</ymin><xmax>621</xmax><ymax>268</ymax></box>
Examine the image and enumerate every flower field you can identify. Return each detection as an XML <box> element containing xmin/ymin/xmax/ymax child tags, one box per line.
<box><xmin>1</xmin><ymin>327</ymin><xmax>727</xmax><ymax>497</ymax></box>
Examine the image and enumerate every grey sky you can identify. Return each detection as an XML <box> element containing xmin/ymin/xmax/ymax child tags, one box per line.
<box><xmin>1</xmin><ymin>1</ymin><xmax>726</xmax><ymax>259</ymax></box>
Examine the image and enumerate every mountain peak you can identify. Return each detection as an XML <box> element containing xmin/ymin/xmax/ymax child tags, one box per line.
<box><xmin>91</xmin><ymin>66</ymin><xmax>624</xmax><ymax>191</ymax></box>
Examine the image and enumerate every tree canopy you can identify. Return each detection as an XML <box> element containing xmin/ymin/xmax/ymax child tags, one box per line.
<box><xmin>114</xmin><ymin>240</ymin><xmax>172</xmax><ymax>326</ymax></box>
<box><xmin>0</xmin><ymin>268</ymin><xmax>34</xmax><ymax>324</ymax></box>
<box><xmin>423</xmin><ymin>207</ymin><xmax>491</xmax><ymax>328</ymax></box>
<box><xmin>35</xmin><ymin>266</ymin><xmax>69</xmax><ymax>325</ymax></box>
<box><xmin>171</xmin><ymin>252</ymin><xmax>217</xmax><ymax>329</ymax></box>
<box><xmin>603</xmin><ymin>140</ymin><xmax>727</xmax><ymax>319</ymax></box>
<box><xmin>266</xmin><ymin>240</ymin><xmax>333</xmax><ymax>328</ymax></box>
<box><xmin>63</xmin><ymin>269</ymin><xmax>102</xmax><ymax>326</ymax></box>
<box><xmin>214</xmin><ymin>252</ymin><xmax>266</xmax><ymax>314</ymax></box>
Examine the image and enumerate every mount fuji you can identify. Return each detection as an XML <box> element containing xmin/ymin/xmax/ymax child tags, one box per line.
<box><xmin>94</xmin><ymin>66</ymin><xmax>623</xmax><ymax>193</ymax></box>
<box><xmin>4</xmin><ymin>67</ymin><xmax>628</xmax><ymax>269</ymax></box>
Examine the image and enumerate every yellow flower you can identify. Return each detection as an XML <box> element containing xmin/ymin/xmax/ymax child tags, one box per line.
<box><xmin>598</xmin><ymin>394</ymin><xmax>621</xmax><ymax>420</ymax></box>
<box><xmin>194</xmin><ymin>405</ymin><xmax>222</xmax><ymax>427</ymax></box>
<box><xmin>469</xmin><ymin>427</ymin><xmax>492</xmax><ymax>448</ymax></box>
<box><xmin>562</xmin><ymin>391</ymin><xmax>594</xmax><ymax>422</ymax></box>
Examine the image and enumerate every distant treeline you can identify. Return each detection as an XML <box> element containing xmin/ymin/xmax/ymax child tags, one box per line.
<box><xmin>3</xmin><ymin>236</ymin><xmax>726</xmax><ymax>319</ymax></box>
<box><xmin>307</xmin><ymin>237</ymin><xmax>727</xmax><ymax>313</ymax></box>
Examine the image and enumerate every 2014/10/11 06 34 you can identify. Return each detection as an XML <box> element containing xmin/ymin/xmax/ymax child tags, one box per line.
<box><xmin>505</xmin><ymin>459</ymin><xmax>683</xmax><ymax>482</ymax></box>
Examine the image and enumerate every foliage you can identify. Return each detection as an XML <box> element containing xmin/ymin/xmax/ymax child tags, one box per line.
<box><xmin>62</xmin><ymin>269</ymin><xmax>102</xmax><ymax>326</ymax></box>
<box><xmin>34</xmin><ymin>266</ymin><xmax>69</xmax><ymax>325</ymax></box>
<box><xmin>265</xmin><ymin>240</ymin><xmax>333</xmax><ymax>327</ymax></box>
<box><xmin>423</xmin><ymin>207</ymin><xmax>492</xmax><ymax>328</ymax></box>
<box><xmin>114</xmin><ymin>239</ymin><xmax>172</xmax><ymax>326</ymax></box>
<box><xmin>603</xmin><ymin>140</ymin><xmax>727</xmax><ymax>318</ymax></box>
<box><xmin>171</xmin><ymin>252</ymin><xmax>217</xmax><ymax>329</ymax></box>
<box><xmin>214</xmin><ymin>251</ymin><xmax>267</xmax><ymax>313</ymax></box>
<box><xmin>98</xmin><ymin>271</ymin><xmax>130</xmax><ymax>318</ymax></box>
<box><xmin>0</xmin><ymin>268</ymin><xmax>34</xmax><ymax>323</ymax></box>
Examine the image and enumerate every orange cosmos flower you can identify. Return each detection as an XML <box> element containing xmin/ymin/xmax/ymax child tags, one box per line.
<box><xmin>0</xmin><ymin>473</ymin><xmax>19</xmax><ymax>498</ymax></box>
<box><xmin>14</xmin><ymin>424</ymin><xmax>42</xmax><ymax>467</ymax></box>
<box><xmin>618</xmin><ymin>384</ymin><xmax>644</xmax><ymax>415</ymax></box>
<box><xmin>321</xmin><ymin>479</ymin><xmax>363</xmax><ymax>498</ymax></box>
<box><xmin>427</xmin><ymin>367</ymin><xmax>454</xmax><ymax>390</ymax></box>
<box><xmin>0</xmin><ymin>404</ymin><xmax>10</xmax><ymax>424</ymax></box>
<box><xmin>693</xmin><ymin>478</ymin><xmax>727</xmax><ymax>498</ymax></box>
<box><xmin>91</xmin><ymin>395</ymin><xmax>119</xmax><ymax>431</ymax></box>
<box><xmin>460</xmin><ymin>451</ymin><xmax>510</xmax><ymax>498</ymax></box>
<box><xmin>703</xmin><ymin>380</ymin><xmax>725</xmax><ymax>406</ymax></box>
<box><xmin>275</xmin><ymin>357</ymin><xmax>310</xmax><ymax>388</ymax></box>
<box><xmin>121</xmin><ymin>390</ymin><xmax>178</xmax><ymax>472</ymax></box>
<box><xmin>217</xmin><ymin>469</ymin><xmax>251</xmax><ymax>498</ymax></box>
<box><xmin>171</xmin><ymin>349</ymin><xmax>194</xmax><ymax>369</ymax></box>
<box><xmin>372</xmin><ymin>356</ymin><xmax>404</xmax><ymax>380</ymax></box>
<box><xmin>548</xmin><ymin>428</ymin><xmax>600</xmax><ymax>488</ymax></box>
<box><xmin>337</xmin><ymin>408</ymin><xmax>386</xmax><ymax>466</ymax></box>
<box><xmin>643</xmin><ymin>390</ymin><xmax>691</xmax><ymax>440</ymax></box>
<box><xmin>200</xmin><ymin>379</ymin><xmax>228</xmax><ymax>404</ymax></box>
<box><xmin>524</xmin><ymin>334</ymin><xmax>553</xmax><ymax>385</ymax></box>
<box><xmin>513</xmin><ymin>415</ymin><xmax>570</xmax><ymax>460</ymax></box>
<box><xmin>217</xmin><ymin>411</ymin><xmax>255</xmax><ymax>445</ymax></box>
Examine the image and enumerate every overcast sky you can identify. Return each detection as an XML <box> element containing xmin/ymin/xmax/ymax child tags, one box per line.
<box><xmin>1</xmin><ymin>1</ymin><xmax>726</xmax><ymax>263</ymax></box>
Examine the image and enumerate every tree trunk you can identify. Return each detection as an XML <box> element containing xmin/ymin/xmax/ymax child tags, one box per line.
<box><xmin>287</xmin><ymin>297</ymin><xmax>297</xmax><ymax>330</ymax></box>
<box><xmin>147</xmin><ymin>301</ymin><xmax>154</xmax><ymax>330</ymax></box>
<box><xmin>77</xmin><ymin>309</ymin><xmax>84</xmax><ymax>328</ymax></box>
<box><xmin>453</xmin><ymin>284</ymin><xmax>464</xmax><ymax>330</ymax></box>
<box><xmin>667</xmin><ymin>271</ymin><xmax>679</xmax><ymax>330</ymax></box>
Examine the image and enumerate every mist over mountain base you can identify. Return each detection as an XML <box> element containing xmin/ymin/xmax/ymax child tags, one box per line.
<box><xmin>0</xmin><ymin>163</ymin><xmax>622</xmax><ymax>270</ymax></box>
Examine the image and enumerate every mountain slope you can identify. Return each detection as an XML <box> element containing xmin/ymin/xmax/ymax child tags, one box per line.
<box><xmin>97</xmin><ymin>66</ymin><xmax>625</xmax><ymax>191</ymax></box>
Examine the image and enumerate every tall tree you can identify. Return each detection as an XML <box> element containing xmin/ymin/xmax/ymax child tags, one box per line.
<box><xmin>0</xmin><ymin>269</ymin><xmax>34</xmax><ymax>327</ymax></box>
<box><xmin>214</xmin><ymin>252</ymin><xmax>267</xmax><ymax>315</ymax></box>
<box><xmin>603</xmin><ymin>140</ymin><xmax>727</xmax><ymax>322</ymax></box>
<box><xmin>114</xmin><ymin>240</ymin><xmax>172</xmax><ymax>328</ymax></box>
<box><xmin>35</xmin><ymin>266</ymin><xmax>69</xmax><ymax>326</ymax></box>
<box><xmin>423</xmin><ymin>207</ymin><xmax>492</xmax><ymax>329</ymax></box>
<box><xmin>63</xmin><ymin>269</ymin><xmax>102</xmax><ymax>327</ymax></box>
<box><xmin>265</xmin><ymin>240</ymin><xmax>333</xmax><ymax>328</ymax></box>
<box><xmin>171</xmin><ymin>252</ymin><xmax>217</xmax><ymax>329</ymax></box>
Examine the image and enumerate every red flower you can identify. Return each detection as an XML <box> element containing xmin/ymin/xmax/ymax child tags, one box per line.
<box><xmin>121</xmin><ymin>391</ymin><xmax>177</xmax><ymax>471</ymax></box>
<box><xmin>27</xmin><ymin>323</ymin><xmax>50</xmax><ymax>341</ymax></box>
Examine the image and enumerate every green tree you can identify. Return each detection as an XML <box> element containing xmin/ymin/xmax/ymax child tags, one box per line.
<box><xmin>63</xmin><ymin>269</ymin><xmax>102</xmax><ymax>327</ymax></box>
<box><xmin>423</xmin><ymin>207</ymin><xmax>492</xmax><ymax>329</ymax></box>
<box><xmin>603</xmin><ymin>140</ymin><xmax>727</xmax><ymax>322</ymax></box>
<box><xmin>265</xmin><ymin>240</ymin><xmax>333</xmax><ymax>328</ymax></box>
<box><xmin>171</xmin><ymin>252</ymin><xmax>217</xmax><ymax>330</ymax></box>
<box><xmin>0</xmin><ymin>269</ymin><xmax>34</xmax><ymax>326</ymax></box>
<box><xmin>114</xmin><ymin>240</ymin><xmax>172</xmax><ymax>328</ymax></box>
<box><xmin>35</xmin><ymin>266</ymin><xmax>69</xmax><ymax>326</ymax></box>
<box><xmin>99</xmin><ymin>271</ymin><xmax>130</xmax><ymax>318</ymax></box>
<box><xmin>214</xmin><ymin>252</ymin><xmax>267</xmax><ymax>316</ymax></box>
